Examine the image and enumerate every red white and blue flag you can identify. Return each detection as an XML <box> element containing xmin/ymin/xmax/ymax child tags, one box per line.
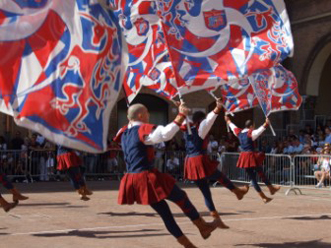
<box><xmin>0</xmin><ymin>0</ymin><xmax>124</xmax><ymax>153</ymax></box>
<box><xmin>116</xmin><ymin>0</ymin><xmax>297</xmax><ymax>103</ymax></box>
<box><xmin>219</xmin><ymin>65</ymin><xmax>302</xmax><ymax>114</ymax></box>
<box><xmin>0</xmin><ymin>0</ymin><xmax>302</xmax><ymax>152</ymax></box>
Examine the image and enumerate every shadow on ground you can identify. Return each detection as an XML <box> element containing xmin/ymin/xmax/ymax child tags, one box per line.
<box><xmin>285</xmin><ymin>215</ymin><xmax>331</xmax><ymax>221</ymax></box>
<box><xmin>11</xmin><ymin>181</ymin><xmax>239</xmax><ymax>194</ymax></box>
<box><xmin>98</xmin><ymin>211</ymin><xmax>243</xmax><ymax>218</ymax></box>
<box><xmin>33</xmin><ymin>229</ymin><xmax>170</xmax><ymax>239</ymax></box>
<box><xmin>235</xmin><ymin>239</ymin><xmax>331</xmax><ymax>247</ymax></box>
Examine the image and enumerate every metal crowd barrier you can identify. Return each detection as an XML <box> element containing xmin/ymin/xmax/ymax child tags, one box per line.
<box><xmin>163</xmin><ymin>151</ymin><xmax>186</xmax><ymax>181</ymax></box>
<box><xmin>0</xmin><ymin>150</ymin><xmax>28</xmax><ymax>181</ymax></box>
<box><xmin>81</xmin><ymin>149</ymin><xmax>126</xmax><ymax>180</ymax></box>
<box><xmin>289</xmin><ymin>154</ymin><xmax>331</xmax><ymax>195</ymax></box>
<box><xmin>1</xmin><ymin>149</ymin><xmax>330</xmax><ymax>196</ymax></box>
<box><xmin>213</xmin><ymin>152</ymin><xmax>294</xmax><ymax>192</ymax></box>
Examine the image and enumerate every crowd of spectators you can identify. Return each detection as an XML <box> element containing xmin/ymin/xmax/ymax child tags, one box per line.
<box><xmin>0</xmin><ymin>131</ymin><xmax>124</xmax><ymax>182</ymax></box>
<box><xmin>0</xmin><ymin>120</ymin><xmax>330</xmax><ymax>185</ymax></box>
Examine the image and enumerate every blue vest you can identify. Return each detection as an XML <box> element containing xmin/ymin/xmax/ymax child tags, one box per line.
<box><xmin>121</xmin><ymin>126</ymin><xmax>154</xmax><ymax>173</ymax></box>
<box><xmin>238</xmin><ymin>131</ymin><xmax>254</xmax><ymax>151</ymax></box>
<box><xmin>184</xmin><ymin>126</ymin><xmax>206</xmax><ymax>157</ymax></box>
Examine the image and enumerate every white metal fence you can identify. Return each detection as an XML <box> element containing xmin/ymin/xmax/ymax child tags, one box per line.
<box><xmin>1</xmin><ymin>150</ymin><xmax>330</xmax><ymax>195</ymax></box>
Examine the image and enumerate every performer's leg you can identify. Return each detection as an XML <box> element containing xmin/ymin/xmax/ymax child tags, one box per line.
<box><xmin>195</xmin><ymin>179</ymin><xmax>215</xmax><ymax>211</ymax></box>
<box><xmin>151</xmin><ymin>200</ymin><xmax>196</xmax><ymax>248</ymax></box>
<box><xmin>67</xmin><ymin>167</ymin><xmax>90</xmax><ymax>201</ymax></box>
<box><xmin>195</xmin><ymin>179</ymin><xmax>229</xmax><ymax>229</ymax></box>
<box><xmin>255</xmin><ymin>167</ymin><xmax>280</xmax><ymax>195</ymax></box>
<box><xmin>79</xmin><ymin>166</ymin><xmax>93</xmax><ymax>196</ymax></box>
<box><xmin>246</xmin><ymin>168</ymin><xmax>272</xmax><ymax>204</ymax></box>
<box><xmin>167</xmin><ymin>184</ymin><xmax>219</xmax><ymax>239</ymax></box>
<box><xmin>0</xmin><ymin>173</ymin><xmax>28</xmax><ymax>202</ymax></box>
<box><xmin>0</xmin><ymin>193</ymin><xmax>17</xmax><ymax>212</ymax></box>
<box><xmin>210</xmin><ymin>170</ymin><xmax>249</xmax><ymax>200</ymax></box>
<box><xmin>0</xmin><ymin>173</ymin><xmax>14</xmax><ymax>190</ymax></box>
<box><xmin>66</xmin><ymin>167</ymin><xmax>80</xmax><ymax>190</ymax></box>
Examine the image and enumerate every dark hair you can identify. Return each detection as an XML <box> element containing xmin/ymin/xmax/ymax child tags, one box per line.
<box><xmin>192</xmin><ymin>111</ymin><xmax>206</xmax><ymax>123</ymax></box>
<box><xmin>245</xmin><ymin>120</ymin><xmax>253</xmax><ymax>128</ymax></box>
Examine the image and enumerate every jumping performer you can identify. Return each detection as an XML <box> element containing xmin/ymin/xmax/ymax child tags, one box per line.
<box><xmin>56</xmin><ymin>146</ymin><xmax>92</xmax><ymax>201</ymax></box>
<box><xmin>182</xmin><ymin>99</ymin><xmax>249</xmax><ymax>228</ymax></box>
<box><xmin>114</xmin><ymin>103</ymin><xmax>218</xmax><ymax>248</ymax></box>
<box><xmin>225</xmin><ymin>116</ymin><xmax>280</xmax><ymax>203</ymax></box>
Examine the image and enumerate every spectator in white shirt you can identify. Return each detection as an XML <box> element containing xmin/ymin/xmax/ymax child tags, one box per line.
<box><xmin>166</xmin><ymin>153</ymin><xmax>180</xmax><ymax>175</ymax></box>
<box><xmin>207</xmin><ymin>135</ymin><xmax>218</xmax><ymax>154</ymax></box>
<box><xmin>154</xmin><ymin>141</ymin><xmax>166</xmax><ymax>172</ymax></box>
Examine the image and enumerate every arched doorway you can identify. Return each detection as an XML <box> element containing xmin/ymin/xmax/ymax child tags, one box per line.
<box><xmin>315</xmin><ymin>53</ymin><xmax>331</xmax><ymax>116</ymax></box>
<box><xmin>303</xmin><ymin>36</ymin><xmax>331</xmax><ymax>115</ymax></box>
<box><xmin>117</xmin><ymin>94</ymin><xmax>169</xmax><ymax>128</ymax></box>
<box><xmin>306</xmin><ymin>41</ymin><xmax>331</xmax><ymax>98</ymax></box>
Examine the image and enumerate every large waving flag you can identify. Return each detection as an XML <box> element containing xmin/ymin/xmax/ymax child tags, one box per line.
<box><xmin>220</xmin><ymin>65</ymin><xmax>302</xmax><ymax>114</ymax></box>
<box><xmin>116</xmin><ymin>0</ymin><xmax>296</xmax><ymax>102</ymax></box>
<box><xmin>157</xmin><ymin>0</ymin><xmax>293</xmax><ymax>87</ymax></box>
<box><xmin>0</xmin><ymin>0</ymin><xmax>123</xmax><ymax>153</ymax></box>
<box><xmin>112</xmin><ymin>0</ymin><xmax>176</xmax><ymax>102</ymax></box>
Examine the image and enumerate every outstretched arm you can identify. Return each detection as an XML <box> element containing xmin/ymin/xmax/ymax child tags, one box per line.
<box><xmin>225</xmin><ymin>116</ymin><xmax>241</xmax><ymax>137</ymax></box>
<box><xmin>251</xmin><ymin>118</ymin><xmax>269</xmax><ymax>141</ymax></box>
<box><xmin>198</xmin><ymin>99</ymin><xmax>223</xmax><ymax>139</ymax></box>
<box><xmin>144</xmin><ymin>103</ymin><xmax>190</xmax><ymax>145</ymax></box>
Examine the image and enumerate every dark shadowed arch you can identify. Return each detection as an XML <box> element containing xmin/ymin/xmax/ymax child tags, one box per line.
<box><xmin>117</xmin><ymin>94</ymin><xmax>169</xmax><ymax>128</ymax></box>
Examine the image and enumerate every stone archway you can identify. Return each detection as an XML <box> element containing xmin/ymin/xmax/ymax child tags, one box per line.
<box><xmin>303</xmin><ymin>35</ymin><xmax>331</xmax><ymax>116</ymax></box>
<box><xmin>305</xmin><ymin>41</ymin><xmax>331</xmax><ymax>97</ymax></box>
<box><xmin>315</xmin><ymin>53</ymin><xmax>331</xmax><ymax>116</ymax></box>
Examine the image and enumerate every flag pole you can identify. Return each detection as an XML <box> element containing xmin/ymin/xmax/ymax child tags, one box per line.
<box><xmin>155</xmin><ymin>6</ymin><xmax>192</xmax><ymax>135</ymax></box>
<box><xmin>208</xmin><ymin>89</ymin><xmax>233</xmax><ymax>132</ymax></box>
<box><xmin>208</xmin><ymin>90</ymin><xmax>234</xmax><ymax>117</ymax></box>
<box><xmin>248</xmin><ymin>76</ymin><xmax>276</xmax><ymax>136</ymax></box>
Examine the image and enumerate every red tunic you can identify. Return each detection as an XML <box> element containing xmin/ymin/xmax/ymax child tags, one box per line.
<box><xmin>237</xmin><ymin>152</ymin><xmax>265</xmax><ymax>168</ymax></box>
<box><xmin>57</xmin><ymin>152</ymin><xmax>82</xmax><ymax>171</ymax></box>
<box><xmin>118</xmin><ymin>168</ymin><xmax>176</xmax><ymax>205</ymax></box>
<box><xmin>182</xmin><ymin>123</ymin><xmax>218</xmax><ymax>180</ymax></box>
<box><xmin>184</xmin><ymin>155</ymin><xmax>218</xmax><ymax>180</ymax></box>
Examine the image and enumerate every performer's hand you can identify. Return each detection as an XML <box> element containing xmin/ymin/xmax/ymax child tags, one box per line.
<box><xmin>179</xmin><ymin>103</ymin><xmax>190</xmax><ymax>116</ymax></box>
<box><xmin>224</xmin><ymin>115</ymin><xmax>230</xmax><ymax>123</ymax></box>
<box><xmin>265</xmin><ymin>118</ymin><xmax>270</xmax><ymax>125</ymax></box>
<box><xmin>216</xmin><ymin>98</ymin><xmax>223</xmax><ymax>109</ymax></box>
<box><xmin>213</xmin><ymin>98</ymin><xmax>223</xmax><ymax>114</ymax></box>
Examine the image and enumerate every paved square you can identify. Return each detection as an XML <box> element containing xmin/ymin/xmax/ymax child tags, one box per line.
<box><xmin>1</xmin><ymin>181</ymin><xmax>331</xmax><ymax>248</ymax></box>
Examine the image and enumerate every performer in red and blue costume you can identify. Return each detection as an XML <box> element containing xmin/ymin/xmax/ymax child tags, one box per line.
<box><xmin>114</xmin><ymin>102</ymin><xmax>218</xmax><ymax>248</ymax></box>
<box><xmin>225</xmin><ymin>116</ymin><xmax>280</xmax><ymax>203</ymax></box>
<box><xmin>57</xmin><ymin>146</ymin><xmax>92</xmax><ymax>201</ymax></box>
<box><xmin>182</xmin><ymin>99</ymin><xmax>249</xmax><ymax>228</ymax></box>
